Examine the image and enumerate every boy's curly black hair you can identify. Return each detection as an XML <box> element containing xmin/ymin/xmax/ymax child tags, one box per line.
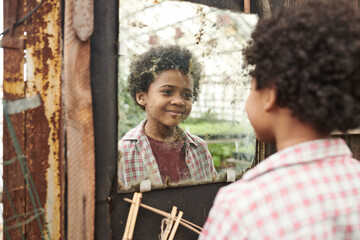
<box><xmin>128</xmin><ymin>45</ymin><xmax>202</xmax><ymax>110</ymax></box>
<box><xmin>244</xmin><ymin>0</ymin><xmax>360</xmax><ymax>134</ymax></box>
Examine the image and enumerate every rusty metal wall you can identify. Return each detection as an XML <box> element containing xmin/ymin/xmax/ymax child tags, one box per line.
<box><xmin>2</xmin><ymin>0</ymin><xmax>64</xmax><ymax>239</ymax></box>
<box><xmin>3</xmin><ymin>1</ymin><xmax>26</xmax><ymax>239</ymax></box>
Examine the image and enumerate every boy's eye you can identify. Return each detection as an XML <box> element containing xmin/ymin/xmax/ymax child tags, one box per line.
<box><xmin>184</xmin><ymin>93</ymin><xmax>193</xmax><ymax>99</ymax></box>
<box><xmin>162</xmin><ymin>90</ymin><xmax>172</xmax><ymax>95</ymax></box>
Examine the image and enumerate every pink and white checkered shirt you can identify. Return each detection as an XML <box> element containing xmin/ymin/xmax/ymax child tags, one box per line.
<box><xmin>200</xmin><ymin>138</ymin><xmax>360</xmax><ymax>240</ymax></box>
<box><xmin>118</xmin><ymin>119</ymin><xmax>217</xmax><ymax>190</ymax></box>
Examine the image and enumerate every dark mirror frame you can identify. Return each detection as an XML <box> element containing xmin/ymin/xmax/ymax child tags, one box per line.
<box><xmin>90</xmin><ymin>1</ymin><xmax>268</xmax><ymax>239</ymax></box>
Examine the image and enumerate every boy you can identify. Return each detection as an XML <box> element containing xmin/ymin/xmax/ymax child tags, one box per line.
<box><xmin>118</xmin><ymin>45</ymin><xmax>216</xmax><ymax>191</ymax></box>
<box><xmin>200</xmin><ymin>0</ymin><xmax>360</xmax><ymax>239</ymax></box>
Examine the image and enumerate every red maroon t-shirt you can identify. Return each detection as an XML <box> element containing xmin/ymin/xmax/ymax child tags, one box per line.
<box><xmin>147</xmin><ymin>136</ymin><xmax>190</xmax><ymax>184</ymax></box>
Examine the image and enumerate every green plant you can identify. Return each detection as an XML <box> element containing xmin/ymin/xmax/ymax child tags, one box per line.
<box><xmin>118</xmin><ymin>72</ymin><xmax>146</xmax><ymax>139</ymax></box>
<box><xmin>207</xmin><ymin>143</ymin><xmax>235</xmax><ymax>168</ymax></box>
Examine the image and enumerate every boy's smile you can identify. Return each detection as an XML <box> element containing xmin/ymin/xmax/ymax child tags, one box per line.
<box><xmin>136</xmin><ymin>69</ymin><xmax>194</xmax><ymax>140</ymax></box>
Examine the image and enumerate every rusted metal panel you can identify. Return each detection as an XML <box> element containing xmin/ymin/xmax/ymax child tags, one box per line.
<box><xmin>23</xmin><ymin>0</ymin><xmax>64</xmax><ymax>238</ymax></box>
<box><xmin>3</xmin><ymin>0</ymin><xmax>64</xmax><ymax>239</ymax></box>
<box><xmin>64</xmin><ymin>0</ymin><xmax>95</xmax><ymax>239</ymax></box>
<box><xmin>3</xmin><ymin>0</ymin><xmax>26</xmax><ymax>238</ymax></box>
<box><xmin>24</xmin><ymin>0</ymin><xmax>63</xmax><ymax>237</ymax></box>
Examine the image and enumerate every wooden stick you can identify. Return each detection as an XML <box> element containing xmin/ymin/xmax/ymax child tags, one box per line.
<box><xmin>124</xmin><ymin>198</ymin><xmax>202</xmax><ymax>232</ymax></box>
<box><xmin>168</xmin><ymin>211</ymin><xmax>183</xmax><ymax>240</ymax></box>
<box><xmin>122</xmin><ymin>193</ymin><xmax>138</xmax><ymax>240</ymax></box>
<box><xmin>124</xmin><ymin>198</ymin><xmax>202</xmax><ymax>231</ymax></box>
<box><xmin>124</xmin><ymin>198</ymin><xmax>202</xmax><ymax>234</ymax></box>
<box><xmin>161</xmin><ymin>206</ymin><xmax>177</xmax><ymax>240</ymax></box>
<box><xmin>128</xmin><ymin>193</ymin><xmax>142</xmax><ymax>239</ymax></box>
<box><xmin>244</xmin><ymin>0</ymin><xmax>250</xmax><ymax>13</ymax></box>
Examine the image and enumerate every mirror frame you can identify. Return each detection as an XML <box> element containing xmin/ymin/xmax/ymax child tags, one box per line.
<box><xmin>91</xmin><ymin>0</ymin><xmax>264</xmax><ymax>238</ymax></box>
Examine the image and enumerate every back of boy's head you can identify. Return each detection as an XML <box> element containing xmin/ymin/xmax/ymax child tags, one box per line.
<box><xmin>244</xmin><ymin>0</ymin><xmax>360</xmax><ymax>134</ymax></box>
<box><xmin>128</xmin><ymin>45</ymin><xmax>202</xmax><ymax>110</ymax></box>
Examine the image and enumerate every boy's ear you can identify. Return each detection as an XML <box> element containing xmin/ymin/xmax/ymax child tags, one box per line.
<box><xmin>136</xmin><ymin>92</ymin><xmax>146</xmax><ymax>106</ymax></box>
<box><xmin>263</xmin><ymin>87</ymin><xmax>277</xmax><ymax>111</ymax></box>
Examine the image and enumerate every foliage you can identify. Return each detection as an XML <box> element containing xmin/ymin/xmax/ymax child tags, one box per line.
<box><xmin>207</xmin><ymin>143</ymin><xmax>235</xmax><ymax>168</ymax></box>
<box><xmin>118</xmin><ymin>72</ymin><xmax>146</xmax><ymax>139</ymax></box>
<box><xmin>207</xmin><ymin>141</ymin><xmax>255</xmax><ymax>168</ymax></box>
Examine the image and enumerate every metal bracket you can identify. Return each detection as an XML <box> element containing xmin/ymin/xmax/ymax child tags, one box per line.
<box><xmin>0</xmin><ymin>36</ymin><xmax>26</xmax><ymax>49</ymax></box>
<box><xmin>1</xmin><ymin>0</ymin><xmax>26</xmax><ymax>49</ymax></box>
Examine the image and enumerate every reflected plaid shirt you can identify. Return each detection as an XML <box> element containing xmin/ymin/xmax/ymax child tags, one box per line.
<box><xmin>200</xmin><ymin>138</ymin><xmax>360</xmax><ymax>240</ymax></box>
<box><xmin>118</xmin><ymin>119</ymin><xmax>217</xmax><ymax>190</ymax></box>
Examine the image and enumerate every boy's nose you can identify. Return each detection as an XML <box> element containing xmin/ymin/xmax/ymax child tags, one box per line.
<box><xmin>171</xmin><ymin>95</ymin><xmax>185</xmax><ymax>105</ymax></box>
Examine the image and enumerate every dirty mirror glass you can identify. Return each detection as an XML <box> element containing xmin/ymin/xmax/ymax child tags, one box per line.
<box><xmin>118</xmin><ymin>0</ymin><xmax>258</xmax><ymax>193</ymax></box>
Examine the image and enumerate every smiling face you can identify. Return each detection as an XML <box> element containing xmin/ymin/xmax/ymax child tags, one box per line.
<box><xmin>136</xmin><ymin>69</ymin><xmax>194</xmax><ymax>137</ymax></box>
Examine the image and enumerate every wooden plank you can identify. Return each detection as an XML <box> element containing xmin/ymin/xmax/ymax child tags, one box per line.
<box><xmin>332</xmin><ymin>128</ymin><xmax>360</xmax><ymax>135</ymax></box>
<box><xmin>64</xmin><ymin>0</ymin><xmax>95</xmax><ymax>239</ymax></box>
<box><xmin>23</xmin><ymin>0</ymin><xmax>64</xmax><ymax>238</ymax></box>
<box><xmin>2</xmin><ymin>0</ymin><xmax>26</xmax><ymax>238</ymax></box>
<box><xmin>244</xmin><ymin>0</ymin><xmax>250</xmax><ymax>13</ymax></box>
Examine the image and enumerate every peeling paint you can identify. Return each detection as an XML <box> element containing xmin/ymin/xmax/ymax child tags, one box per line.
<box><xmin>24</xmin><ymin>0</ymin><xmax>63</xmax><ymax>238</ymax></box>
<box><xmin>3</xmin><ymin>81</ymin><xmax>25</xmax><ymax>96</ymax></box>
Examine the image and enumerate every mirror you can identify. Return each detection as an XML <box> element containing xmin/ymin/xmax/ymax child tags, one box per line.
<box><xmin>118</xmin><ymin>0</ymin><xmax>258</xmax><ymax>193</ymax></box>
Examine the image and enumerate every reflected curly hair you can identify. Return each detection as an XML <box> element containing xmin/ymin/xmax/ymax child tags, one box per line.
<box><xmin>244</xmin><ymin>0</ymin><xmax>360</xmax><ymax>134</ymax></box>
<box><xmin>128</xmin><ymin>45</ymin><xmax>202</xmax><ymax>110</ymax></box>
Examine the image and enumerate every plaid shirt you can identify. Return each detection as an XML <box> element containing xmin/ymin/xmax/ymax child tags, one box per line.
<box><xmin>118</xmin><ymin>119</ymin><xmax>216</xmax><ymax>190</ymax></box>
<box><xmin>200</xmin><ymin>138</ymin><xmax>360</xmax><ymax>240</ymax></box>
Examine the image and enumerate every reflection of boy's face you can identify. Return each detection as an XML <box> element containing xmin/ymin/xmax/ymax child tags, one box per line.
<box><xmin>137</xmin><ymin>69</ymin><xmax>194</xmax><ymax>130</ymax></box>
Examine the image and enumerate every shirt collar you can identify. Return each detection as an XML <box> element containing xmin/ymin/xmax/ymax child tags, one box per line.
<box><xmin>184</xmin><ymin>131</ymin><xmax>198</xmax><ymax>147</ymax></box>
<box><xmin>242</xmin><ymin>138</ymin><xmax>353</xmax><ymax>181</ymax></box>
<box><xmin>122</xmin><ymin>119</ymin><xmax>147</xmax><ymax>141</ymax></box>
<box><xmin>122</xmin><ymin>119</ymin><xmax>198</xmax><ymax>146</ymax></box>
